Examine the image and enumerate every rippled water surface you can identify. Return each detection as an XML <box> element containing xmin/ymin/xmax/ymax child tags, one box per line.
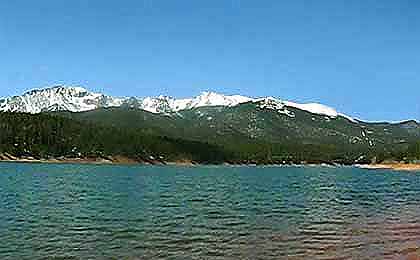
<box><xmin>1</xmin><ymin>163</ymin><xmax>420</xmax><ymax>259</ymax></box>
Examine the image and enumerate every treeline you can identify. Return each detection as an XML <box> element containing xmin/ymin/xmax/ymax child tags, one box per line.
<box><xmin>0</xmin><ymin>112</ymin><xmax>230</xmax><ymax>163</ymax></box>
<box><xmin>407</xmin><ymin>141</ymin><xmax>420</xmax><ymax>160</ymax></box>
<box><xmin>222</xmin><ymin>141</ymin><xmax>399</xmax><ymax>165</ymax></box>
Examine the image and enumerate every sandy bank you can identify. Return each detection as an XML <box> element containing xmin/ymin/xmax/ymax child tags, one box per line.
<box><xmin>357</xmin><ymin>163</ymin><xmax>420</xmax><ymax>172</ymax></box>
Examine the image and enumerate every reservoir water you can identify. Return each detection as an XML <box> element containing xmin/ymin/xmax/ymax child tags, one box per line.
<box><xmin>0</xmin><ymin>163</ymin><xmax>419</xmax><ymax>259</ymax></box>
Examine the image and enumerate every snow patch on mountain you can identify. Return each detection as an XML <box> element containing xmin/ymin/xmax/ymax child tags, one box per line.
<box><xmin>283</xmin><ymin>101</ymin><xmax>357</xmax><ymax>122</ymax></box>
<box><xmin>284</xmin><ymin>101</ymin><xmax>338</xmax><ymax>117</ymax></box>
<box><xmin>138</xmin><ymin>91</ymin><xmax>252</xmax><ymax>113</ymax></box>
<box><xmin>255</xmin><ymin>97</ymin><xmax>285</xmax><ymax>110</ymax></box>
<box><xmin>255</xmin><ymin>98</ymin><xmax>295</xmax><ymax>117</ymax></box>
<box><xmin>186</xmin><ymin>91</ymin><xmax>252</xmax><ymax>108</ymax></box>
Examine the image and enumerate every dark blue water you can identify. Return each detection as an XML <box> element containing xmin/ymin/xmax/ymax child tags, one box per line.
<box><xmin>1</xmin><ymin>163</ymin><xmax>420</xmax><ymax>260</ymax></box>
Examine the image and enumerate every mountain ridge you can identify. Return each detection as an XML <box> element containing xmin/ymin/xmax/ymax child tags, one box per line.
<box><xmin>0</xmin><ymin>85</ymin><xmax>360</xmax><ymax>120</ymax></box>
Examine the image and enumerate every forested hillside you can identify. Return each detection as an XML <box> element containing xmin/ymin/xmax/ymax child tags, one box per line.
<box><xmin>0</xmin><ymin>112</ymin><xmax>230</xmax><ymax>163</ymax></box>
<box><xmin>54</xmin><ymin>105</ymin><xmax>420</xmax><ymax>164</ymax></box>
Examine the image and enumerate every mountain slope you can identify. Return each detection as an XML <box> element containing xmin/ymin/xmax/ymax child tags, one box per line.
<box><xmin>54</xmin><ymin>102</ymin><xmax>420</xmax><ymax>164</ymax></box>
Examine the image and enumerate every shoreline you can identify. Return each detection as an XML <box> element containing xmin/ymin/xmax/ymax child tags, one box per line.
<box><xmin>0</xmin><ymin>156</ymin><xmax>419</xmax><ymax>171</ymax></box>
<box><xmin>0</xmin><ymin>154</ymin><xmax>195</xmax><ymax>166</ymax></box>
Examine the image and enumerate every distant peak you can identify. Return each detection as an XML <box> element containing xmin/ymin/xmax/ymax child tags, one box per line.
<box><xmin>199</xmin><ymin>91</ymin><xmax>220</xmax><ymax>96</ymax></box>
<box><xmin>67</xmin><ymin>86</ymin><xmax>88</xmax><ymax>92</ymax></box>
<box><xmin>23</xmin><ymin>85</ymin><xmax>88</xmax><ymax>95</ymax></box>
<box><xmin>50</xmin><ymin>85</ymin><xmax>88</xmax><ymax>93</ymax></box>
<box><xmin>156</xmin><ymin>95</ymin><xmax>174</xmax><ymax>100</ymax></box>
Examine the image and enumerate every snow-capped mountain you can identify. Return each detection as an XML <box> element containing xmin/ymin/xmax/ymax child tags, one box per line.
<box><xmin>0</xmin><ymin>85</ymin><xmax>349</xmax><ymax>119</ymax></box>
<box><xmin>0</xmin><ymin>86</ymin><xmax>124</xmax><ymax>113</ymax></box>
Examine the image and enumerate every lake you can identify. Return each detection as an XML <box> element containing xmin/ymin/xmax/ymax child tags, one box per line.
<box><xmin>0</xmin><ymin>163</ymin><xmax>419</xmax><ymax>259</ymax></box>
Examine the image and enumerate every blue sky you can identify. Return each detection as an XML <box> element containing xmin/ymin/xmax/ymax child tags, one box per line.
<box><xmin>0</xmin><ymin>0</ymin><xmax>419</xmax><ymax>121</ymax></box>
